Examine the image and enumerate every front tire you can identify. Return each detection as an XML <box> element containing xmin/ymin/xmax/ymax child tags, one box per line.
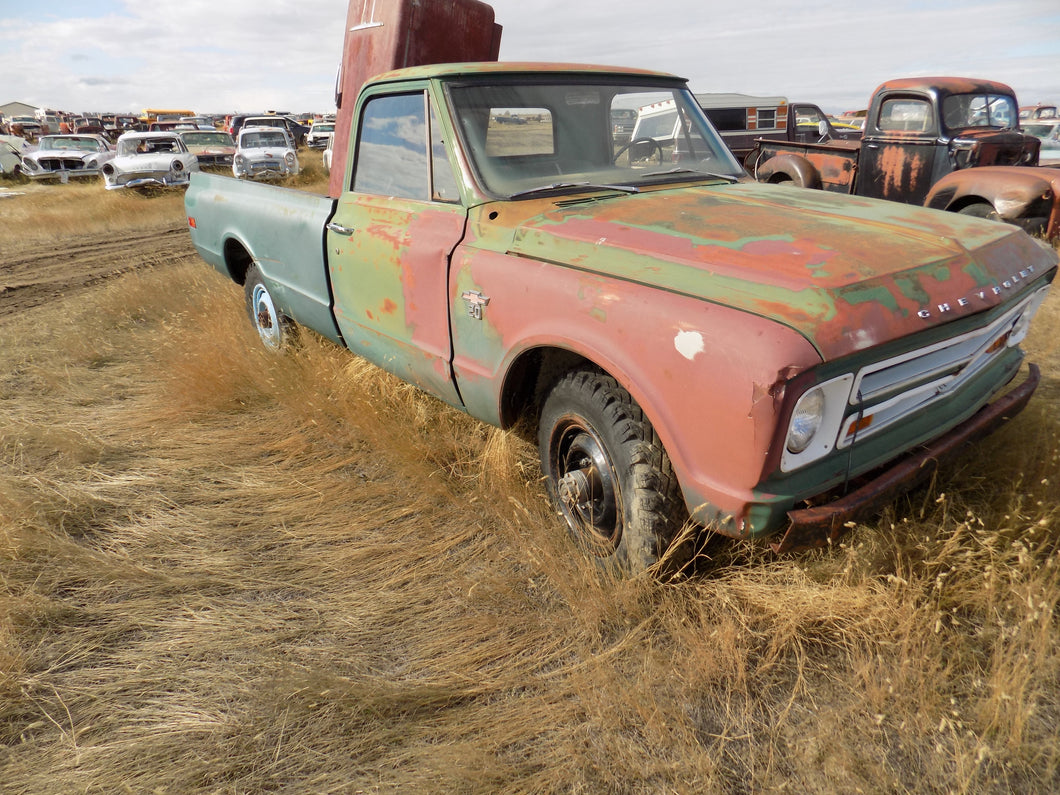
<box><xmin>538</xmin><ymin>369</ymin><xmax>688</xmax><ymax>573</ymax></box>
<box><xmin>957</xmin><ymin>202</ymin><xmax>1001</xmax><ymax>222</ymax></box>
<box><xmin>244</xmin><ymin>264</ymin><xmax>294</xmax><ymax>350</ymax></box>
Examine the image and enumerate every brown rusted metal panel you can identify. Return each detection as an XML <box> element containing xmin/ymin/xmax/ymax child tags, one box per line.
<box><xmin>329</xmin><ymin>0</ymin><xmax>502</xmax><ymax>197</ymax></box>
<box><xmin>773</xmin><ymin>363</ymin><xmax>1041</xmax><ymax>553</ymax></box>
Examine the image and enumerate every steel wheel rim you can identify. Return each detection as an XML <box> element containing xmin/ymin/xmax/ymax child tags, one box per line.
<box><xmin>252</xmin><ymin>283</ymin><xmax>282</xmax><ymax>349</ymax></box>
<box><xmin>551</xmin><ymin>416</ymin><xmax>622</xmax><ymax>552</ymax></box>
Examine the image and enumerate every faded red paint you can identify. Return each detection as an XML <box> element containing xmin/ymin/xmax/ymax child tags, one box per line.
<box><xmin>876</xmin><ymin>144</ymin><xmax>925</xmax><ymax>197</ymax></box>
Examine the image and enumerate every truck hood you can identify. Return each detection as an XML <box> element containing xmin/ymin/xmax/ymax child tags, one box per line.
<box><xmin>499</xmin><ymin>182</ymin><xmax>1057</xmax><ymax>359</ymax></box>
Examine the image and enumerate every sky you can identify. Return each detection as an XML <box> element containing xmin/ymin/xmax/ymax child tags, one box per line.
<box><xmin>1</xmin><ymin>0</ymin><xmax>1058</xmax><ymax>116</ymax></box>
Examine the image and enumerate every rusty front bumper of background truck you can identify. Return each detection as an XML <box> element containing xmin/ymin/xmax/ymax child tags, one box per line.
<box><xmin>772</xmin><ymin>363</ymin><xmax>1041</xmax><ymax>553</ymax></box>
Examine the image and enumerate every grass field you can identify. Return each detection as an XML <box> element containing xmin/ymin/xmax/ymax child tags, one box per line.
<box><xmin>1</xmin><ymin>175</ymin><xmax>1059</xmax><ymax>793</ymax></box>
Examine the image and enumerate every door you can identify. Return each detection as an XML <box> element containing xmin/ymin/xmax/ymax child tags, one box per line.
<box><xmin>326</xmin><ymin>89</ymin><xmax>467</xmax><ymax>408</ymax></box>
<box><xmin>857</xmin><ymin>94</ymin><xmax>940</xmax><ymax>204</ymax></box>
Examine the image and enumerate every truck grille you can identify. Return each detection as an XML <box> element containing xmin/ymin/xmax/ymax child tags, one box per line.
<box><xmin>838</xmin><ymin>287</ymin><xmax>1049</xmax><ymax>448</ymax></box>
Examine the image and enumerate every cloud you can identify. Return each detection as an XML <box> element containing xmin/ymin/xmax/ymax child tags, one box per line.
<box><xmin>0</xmin><ymin>0</ymin><xmax>1057</xmax><ymax>114</ymax></box>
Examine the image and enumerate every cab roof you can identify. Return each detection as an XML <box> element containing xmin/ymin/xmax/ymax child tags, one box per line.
<box><xmin>367</xmin><ymin>61</ymin><xmax>685</xmax><ymax>85</ymax></box>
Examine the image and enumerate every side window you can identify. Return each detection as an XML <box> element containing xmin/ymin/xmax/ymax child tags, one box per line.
<box><xmin>354</xmin><ymin>93</ymin><xmax>429</xmax><ymax>198</ymax></box>
<box><xmin>878</xmin><ymin>98</ymin><xmax>934</xmax><ymax>133</ymax></box>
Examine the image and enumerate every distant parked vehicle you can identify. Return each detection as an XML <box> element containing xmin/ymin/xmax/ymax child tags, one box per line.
<box><xmin>180</xmin><ymin>116</ymin><xmax>218</xmax><ymax>130</ymax></box>
<box><xmin>101</xmin><ymin>131</ymin><xmax>199</xmax><ymax>190</ymax></box>
<box><xmin>1024</xmin><ymin>119</ymin><xmax>1060</xmax><ymax>164</ymax></box>
<box><xmin>1019</xmin><ymin>104</ymin><xmax>1057</xmax><ymax>121</ymax></box>
<box><xmin>0</xmin><ymin>138</ymin><xmax>24</xmax><ymax>178</ymax></box>
<box><xmin>306</xmin><ymin>121</ymin><xmax>335</xmax><ymax>149</ymax></box>
<box><xmin>178</xmin><ymin>130</ymin><xmax>237</xmax><ymax>172</ymax></box>
<box><xmin>239</xmin><ymin>115</ymin><xmax>310</xmax><ymax>147</ymax></box>
<box><xmin>21</xmin><ymin>134</ymin><xmax>116</xmax><ymax>182</ymax></box>
<box><xmin>322</xmin><ymin>132</ymin><xmax>334</xmax><ymax>174</ymax></box>
<box><xmin>9</xmin><ymin>116</ymin><xmax>42</xmax><ymax>141</ymax></box>
<box><xmin>233</xmin><ymin>127</ymin><xmax>299</xmax><ymax>180</ymax></box>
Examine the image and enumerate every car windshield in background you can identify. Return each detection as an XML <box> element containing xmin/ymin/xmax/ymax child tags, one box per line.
<box><xmin>39</xmin><ymin>136</ymin><xmax>104</xmax><ymax>152</ymax></box>
<box><xmin>183</xmin><ymin>132</ymin><xmax>232</xmax><ymax>146</ymax></box>
<box><xmin>942</xmin><ymin>93</ymin><xmax>1018</xmax><ymax>131</ymax></box>
<box><xmin>117</xmin><ymin>137</ymin><xmax>179</xmax><ymax>155</ymax></box>
<box><xmin>244</xmin><ymin>132</ymin><xmax>288</xmax><ymax>148</ymax></box>
<box><xmin>446</xmin><ymin>79</ymin><xmax>742</xmax><ymax>197</ymax></box>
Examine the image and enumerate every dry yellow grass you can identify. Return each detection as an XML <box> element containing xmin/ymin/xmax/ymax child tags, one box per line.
<box><xmin>1</xmin><ymin>186</ymin><xmax>1058</xmax><ymax>793</ymax></box>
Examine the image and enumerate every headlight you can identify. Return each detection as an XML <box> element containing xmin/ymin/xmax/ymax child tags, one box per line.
<box><xmin>172</xmin><ymin>159</ymin><xmax>184</xmax><ymax>172</ymax></box>
<box><xmin>786</xmin><ymin>387</ymin><xmax>825</xmax><ymax>453</ymax></box>
<box><xmin>780</xmin><ymin>373</ymin><xmax>855</xmax><ymax>472</ymax></box>
<box><xmin>23</xmin><ymin>159</ymin><xmax>37</xmax><ymax>171</ymax></box>
<box><xmin>285</xmin><ymin>152</ymin><xmax>296</xmax><ymax>166</ymax></box>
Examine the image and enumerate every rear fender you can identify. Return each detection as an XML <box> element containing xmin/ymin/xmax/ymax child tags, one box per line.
<box><xmin>925</xmin><ymin>166</ymin><xmax>1060</xmax><ymax>239</ymax></box>
<box><xmin>756</xmin><ymin>154</ymin><xmax>823</xmax><ymax>190</ymax></box>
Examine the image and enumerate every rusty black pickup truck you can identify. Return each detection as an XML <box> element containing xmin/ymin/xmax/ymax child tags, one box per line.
<box><xmin>746</xmin><ymin>77</ymin><xmax>1060</xmax><ymax>240</ymax></box>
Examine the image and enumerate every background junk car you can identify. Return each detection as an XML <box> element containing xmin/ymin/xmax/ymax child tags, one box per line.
<box><xmin>101</xmin><ymin>131</ymin><xmax>199</xmax><ymax>190</ymax></box>
<box><xmin>0</xmin><ymin>138</ymin><xmax>23</xmax><ymax>177</ymax></box>
<box><xmin>20</xmin><ymin>134</ymin><xmax>115</xmax><ymax>182</ymax></box>
<box><xmin>178</xmin><ymin>130</ymin><xmax>237</xmax><ymax>172</ymax></box>
<box><xmin>233</xmin><ymin>127</ymin><xmax>299</xmax><ymax>180</ymax></box>
<box><xmin>306</xmin><ymin>121</ymin><xmax>335</xmax><ymax>149</ymax></box>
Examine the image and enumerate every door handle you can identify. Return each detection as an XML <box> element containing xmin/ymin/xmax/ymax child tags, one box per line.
<box><xmin>326</xmin><ymin>222</ymin><xmax>356</xmax><ymax>236</ymax></box>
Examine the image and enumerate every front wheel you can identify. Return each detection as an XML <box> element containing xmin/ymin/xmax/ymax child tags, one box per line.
<box><xmin>957</xmin><ymin>202</ymin><xmax>1001</xmax><ymax>222</ymax></box>
<box><xmin>538</xmin><ymin>369</ymin><xmax>689</xmax><ymax>573</ymax></box>
<box><xmin>244</xmin><ymin>264</ymin><xmax>295</xmax><ymax>350</ymax></box>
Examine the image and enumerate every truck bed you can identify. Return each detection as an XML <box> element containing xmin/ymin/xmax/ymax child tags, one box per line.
<box><xmin>185</xmin><ymin>172</ymin><xmax>342</xmax><ymax>344</ymax></box>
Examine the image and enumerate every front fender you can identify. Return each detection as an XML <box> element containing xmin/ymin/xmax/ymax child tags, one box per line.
<box><xmin>925</xmin><ymin>166</ymin><xmax>1060</xmax><ymax>239</ymax></box>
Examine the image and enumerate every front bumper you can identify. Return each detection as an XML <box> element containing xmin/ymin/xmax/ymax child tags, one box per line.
<box><xmin>772</xmin><ymin>362</ymin><xmax>1040</xmax><ymax>552</ymax></box>
<box><xmin>105</xmin><ymin>174</ymin><xmax>191</xmax><ymax>191</ymax></box>
<box><xmin>26</xmin><ymin>169</ymin><xmax>100</xmax><ymax>182</ymax></box>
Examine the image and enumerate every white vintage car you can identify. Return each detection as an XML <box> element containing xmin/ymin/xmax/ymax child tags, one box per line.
<box><xmin>233</xmin><ymin>126</ymin><xmax>299</xmax><ymax>180</ymax></box>
<box><xmin>20</xmin><ymin>134</ymin><xmax>116</xmax><ymax>182</ymax></box>
<box><xmin>101</xmin><ymin>131</ymin><xmax>199</xmax><ymax>190</ymax></box>
<box><xmin>305</xmin><ymin>121</ymin><xmax>335</xmax><ymax>149</ymax></box>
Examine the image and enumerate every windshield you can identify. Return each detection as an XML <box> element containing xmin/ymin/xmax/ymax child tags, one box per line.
<box><xmin>941</xmin><ymin>93</ymin><xmax>1018</xmax><ymax>131</ymax></box>
<box><xmin>183</xmin><ymin>132</ymin><xmax>232</xmax><ymax>146</ymax></box>
<box><xmin>446</xmin><ymin>78</ymin><xmax>742</xmax><ymax>197</ymax></box>
<box><xmin>40</xmin><ymin>136</ymin><xmax>103</xmax><ymax>152</ymax></box>
<box><xmin>118</xmin><ymin>137</ymin><xmax>179</xmax><ymax>155</ymax></box>
<box><xmin>242</xmin><ymin>131</ymin><xmax>289</xmax><ymax>148</ymax></box>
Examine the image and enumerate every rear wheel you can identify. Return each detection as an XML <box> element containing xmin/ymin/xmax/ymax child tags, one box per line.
<box><xmin>244</xmin><ymin>264</ymin><xmax>294</xmax><ymax>350</ymax></box>
<box><xmin>538</xmin><ymin>369</ymin><xmax>689</xmax><ymax>573</ymax></box>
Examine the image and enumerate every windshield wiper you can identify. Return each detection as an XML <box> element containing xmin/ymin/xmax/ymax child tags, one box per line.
<box><xmin>641</xmin><ymin>168</ymin><xmax>740</xmax><ymax>184</ymax></box>
<box><xmin>508</xmin><ymin>181</ymin><xmax>640</xmax><ymax>200</ymax></box>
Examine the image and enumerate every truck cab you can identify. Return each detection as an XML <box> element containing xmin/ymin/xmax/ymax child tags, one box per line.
<box><xmin>748</xmin><ymin>77</ymin><xmax>1060</xmax><ymax>239</ymax></box>
<box><xmin>858</xmin><ymin>79</ymin><xmax>1037</xmax><ymax>204</ymax></box>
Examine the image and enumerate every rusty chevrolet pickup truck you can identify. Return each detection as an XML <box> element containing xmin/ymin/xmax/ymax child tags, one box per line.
<box><xmin>746</xmin><ymin>77</ymin><xmax>1060</xmax><ymax>240</ymax></box>
<box><xmin>185</xmin><ymin>62</ymin><xmax>1057</xmax><ymax>571</ymax></box>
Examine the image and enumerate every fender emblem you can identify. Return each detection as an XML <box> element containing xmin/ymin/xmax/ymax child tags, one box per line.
<box><xmin>461</xmin><ymin>290</ymin><xmax>490</xmax><ymax>320</ymax></box>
